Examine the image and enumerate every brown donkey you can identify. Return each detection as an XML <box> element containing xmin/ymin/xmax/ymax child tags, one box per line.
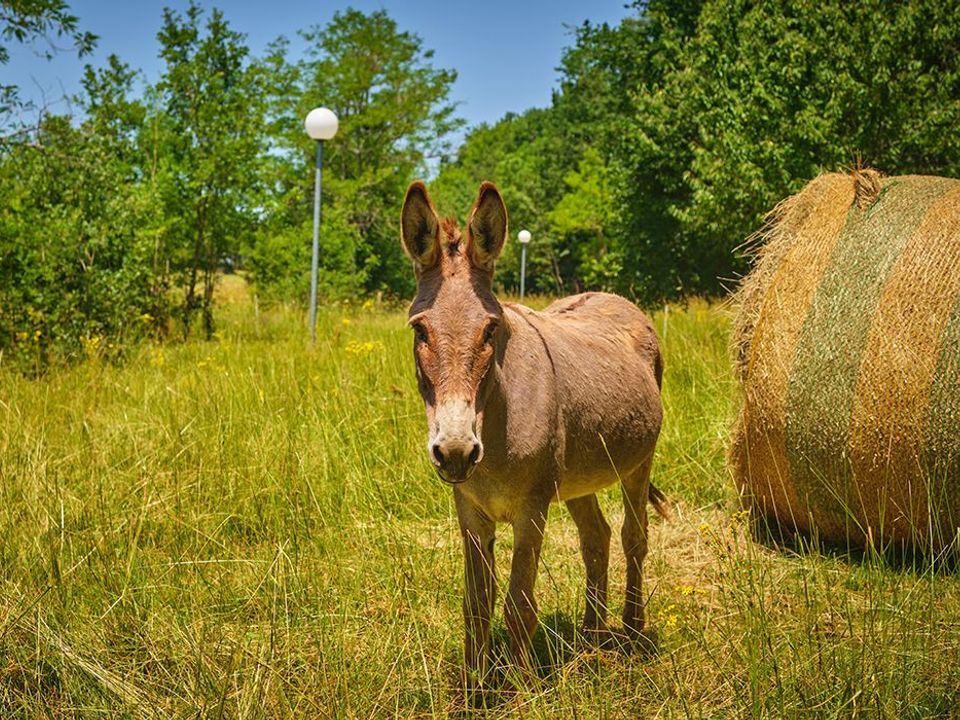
<box><xmin>401</xmin><ymin>181</ymin><xmax>667</xmax><ymax>684</ymax></box>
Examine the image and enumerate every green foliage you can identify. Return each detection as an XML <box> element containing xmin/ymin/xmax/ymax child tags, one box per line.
<box><xmin>1</xmin><ymin>0</ymin><xmax>97</xmax><ymax>143</ymax></box>
<box><xmin>438</xmin><ymin>0</ymin><xmax>960</xmax><ymax>303</ymax></box>
<box><xmin>155</xmin><ymin>3</ymin><xmax>267</xmax><ymax>337</ymax></box>
<box><xmin>244</xmin><ymin>206</ymin><xmax>366</xmax><ymax>302</ymax></box>
<box><xmin>547</xmin><ymin>148</ymin><xmax>620</xmax><ymax>291</ymax></box>
<box><xmin>0</xmin><ymin>116</ymin><xmax>165</xmax><ymax>372</ymax></box>
<box><xmin>619</xmin><ymin>0</ymin><xmax>960</xmax><ymax>300</ymax></box>
<box><xmin>0</xmin><ymin>0</ymin><xmax>95</xmax><ymax>63</ymax></box>
<box><xmin>246</xmin><ymin>8</ymin><xmax>463</xmax><ymax>304</ymax></box>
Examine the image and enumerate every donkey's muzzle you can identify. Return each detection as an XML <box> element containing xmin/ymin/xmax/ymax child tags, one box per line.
<box><xmin>431</xmin><ymin>438</ymin><xmax>482</xmax><ymax>481</ymax></box>
<box><xmin>429</xmin><ymin>399</ymin><xmax>483</xmax><ymax>482</ymax></box>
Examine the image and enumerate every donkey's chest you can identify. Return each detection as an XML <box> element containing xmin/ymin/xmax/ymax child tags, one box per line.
<box><xmin>457</xmin><ymin>480</ymin><xmax>518</xmax><ymax>523</ymax></box>
<box><xmin>454</xmin><ymin>461</ymin><xmax>535</xmax><ymax>522</ymax></box>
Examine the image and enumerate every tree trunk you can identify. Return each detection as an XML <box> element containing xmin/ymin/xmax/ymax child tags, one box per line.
<box><xmin>183</xmin><ymin>198</ymin><xmax>207</xmax><ymax>340</ymax></box>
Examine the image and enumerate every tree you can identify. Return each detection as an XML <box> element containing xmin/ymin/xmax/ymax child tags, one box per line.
<box><xmin>430</xmin><ymin>7</ymin><xmax>680</xmax><ymax>298</ymax></box>
<box><xmin>1</xmin><ymin>0</ymin><xmax>96</xmax><ymax>145</ymax></box>
<box><xmin>155</xmin><ymin>2</ymin><xmax>266</xmax><ymax>337</ymax></box>
<box><xmin>0</xmin><ymin>114</ymin><xmax>165</xmax><ymax>371</ymax></box>
<box><xmin>548</xmin><ymin>1</ymin><xmax>705</xmax><ymax>301</ymax></box>
<box><xmin>547</xmin><ymin>147</ymin><xmax>619</xmax><ymax>291</ymax></box>
<box><xmin>617</xmin><ymin>0</ymin><xmax>960</xmax><ymax>300</ymax></box>
<box><xmin>247</xmin><ymin>8</ymin><xmax>462</xmax><ymax>303</ymax></box>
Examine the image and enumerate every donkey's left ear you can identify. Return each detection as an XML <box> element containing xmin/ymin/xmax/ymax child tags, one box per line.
<box><xmin>466</xmin><ymin>181</ymin><xmax>508</xmax><ymax>271</ymax></box>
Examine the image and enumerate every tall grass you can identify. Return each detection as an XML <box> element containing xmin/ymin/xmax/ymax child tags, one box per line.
<box><xmin>1</xmin><ymin>283</ymin><xmax>959</xmax><ymax>717</ymax></box>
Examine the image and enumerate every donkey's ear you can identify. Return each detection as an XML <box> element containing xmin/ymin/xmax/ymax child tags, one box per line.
<box><xmin>401</xmin><ymin>181</ymin><xmax>441</xmax><ymax>270</ymax></box>
<box><xmin>466</xmin><ymin>181</ymin><xmax>508</xmax><ymax>271</ymax></box>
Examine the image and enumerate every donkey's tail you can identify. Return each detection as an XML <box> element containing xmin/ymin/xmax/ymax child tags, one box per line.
<box><xmin>649</xmin><ymin>483</ymin><xmax>671</xmax><ymax>520</ymax></box>
<box><xmin>654</xmin><ymin>346</ymin><xmax>664</xmax><ymax>390</ymax></box>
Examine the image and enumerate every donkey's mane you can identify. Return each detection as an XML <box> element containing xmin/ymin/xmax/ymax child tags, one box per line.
<box><xmin>440</xmin><ymin>217</ymin><xmax>463</xmax><ymax>255</ymax></box>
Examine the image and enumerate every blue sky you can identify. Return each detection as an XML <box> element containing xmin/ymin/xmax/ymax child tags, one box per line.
<box><xmin>6</xmin><ymin>0</ymin><xmax>636</xmax><ymax>138</ymax></box>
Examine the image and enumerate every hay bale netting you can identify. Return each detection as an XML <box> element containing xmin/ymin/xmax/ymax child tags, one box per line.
<box><xmin>731</xmin><ymin>170</ymin><xmax>960</xmax><ymax>552</ymax></box>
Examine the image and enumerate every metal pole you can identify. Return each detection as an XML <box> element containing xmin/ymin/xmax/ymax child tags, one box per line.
<box><xmin>519</xmin><ymin>244</ymin><xmax>527</xmax><ymax>301</ymax></box>
<box><xmin>309</xmin><ymin>141</ymin><xmax>323</xmax><ymax>344</ymax></box>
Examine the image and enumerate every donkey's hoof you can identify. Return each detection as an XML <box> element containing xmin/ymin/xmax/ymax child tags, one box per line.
<box><xmin>623</xmin><ymin>625</ymin><xmax>659</xmax><ymax>656</ymax></box>
<box><xmin>577</xmin><ymin>625</ymin><xmax>618</xmax><ymax>650</ymax></box>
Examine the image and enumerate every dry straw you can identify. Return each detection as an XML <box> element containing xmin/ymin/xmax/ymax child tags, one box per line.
<box><xmin>731</xmin><ymin>170</ymin><xmax>960</xmax><ymax>552</ymax></box>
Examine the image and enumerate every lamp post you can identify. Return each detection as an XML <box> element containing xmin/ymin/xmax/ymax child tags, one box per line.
<box><xmin>517</xmin><ymin>229</ymin><xmax>531</xmax><ymax>301</ymax></box>
<box><xmin>304</xmin><ymin>107</ymin><xmax>339</xmax><ymax>344</ymax></box>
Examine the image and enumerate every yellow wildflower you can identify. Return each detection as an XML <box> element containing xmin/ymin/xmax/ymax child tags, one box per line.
<box><xmin>661</xmin><ymin>603</ymin><xmax>679</xmax><ymax>627</ymax></box>
<box><xmin>81</xmin><ymin>335</ymin><xmax>103</xmax><ymax>360</ymax></box>
<box><xmin>345</xmin><ymin>340</ymin><xmax>385</xmax><ymax>357</ymax></box>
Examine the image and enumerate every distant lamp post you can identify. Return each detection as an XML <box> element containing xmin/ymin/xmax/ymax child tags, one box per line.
<box><xmin>517</xmin><ymin>229</ymin><xmax>532</xmax><ymax>301</ymax></box>
<box><xmin>304</xmin><ymin>107</ymin><xmax>339</xmax><ymax>344</ymax></box>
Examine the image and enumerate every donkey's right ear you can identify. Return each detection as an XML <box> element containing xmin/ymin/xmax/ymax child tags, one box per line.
<box><xmin>400</xmin><ymin>181</ymin><xmax>441</xmax><ymax>270</ymax></box>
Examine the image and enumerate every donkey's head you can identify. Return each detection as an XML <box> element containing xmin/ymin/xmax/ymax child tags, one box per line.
<box><xmin>401</xmin><ymin>181</ymin><xmax>508</xmax><ymax>483</ymax></box>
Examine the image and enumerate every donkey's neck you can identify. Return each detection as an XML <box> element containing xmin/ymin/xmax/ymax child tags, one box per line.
<box><xmin>478</xmin><ymin>304</ymin><xmax>559</xmax><ymax>469</ymax></box>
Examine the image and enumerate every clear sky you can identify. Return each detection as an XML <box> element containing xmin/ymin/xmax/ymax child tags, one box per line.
<box><xmin>6</xmin><ymin>0</ymin><xmax>636</xmax><ymax>137</ymax></box>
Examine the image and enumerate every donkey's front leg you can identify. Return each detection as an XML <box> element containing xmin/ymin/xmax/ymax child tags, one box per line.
<box><xmin>454</xmin><ymin>490</ymin><xmax>496</xmax><ymax>689</ymax></box>
<box><xmin>505</xmin><ymin>499</ymin><xmax>549</xmax><ymax>671</ymax></box>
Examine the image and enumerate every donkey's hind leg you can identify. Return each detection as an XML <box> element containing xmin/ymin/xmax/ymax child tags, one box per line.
<box><xmin>621</xmin><ymin>457</ymin><xmax>652</xmax><ymax>640</ymax></box>
<box><xmin>565</xmin><ymin>494</ymin><xmax>612</xmax><ymax>637</ymax></box>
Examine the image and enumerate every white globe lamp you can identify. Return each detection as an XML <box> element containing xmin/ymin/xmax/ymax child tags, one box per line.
<box><xmin>304</xmin><ymin>107</ymin><xmax>339</xmax><ymax>141</ymax></box>
<box><xmin>517</xmin><ymin>229</ymin><xmax>532</xmax><ymax>300</ymax></box>
<box><xmin>305</xmin><ymin>107</ymin><xmax>339</xmax><ymax>344</ymax></box>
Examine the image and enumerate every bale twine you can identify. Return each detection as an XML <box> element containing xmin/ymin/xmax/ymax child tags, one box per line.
<box><xmin>731</xmin><ymin>170</ymin><xmax>960</xmax><ymax>552</ymax></box>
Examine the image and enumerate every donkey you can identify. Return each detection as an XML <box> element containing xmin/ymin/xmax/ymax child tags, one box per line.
<box><xmin>400</xmin><ymin>180</ymin><xmax>667</xmax><ymax>684</ymax></box>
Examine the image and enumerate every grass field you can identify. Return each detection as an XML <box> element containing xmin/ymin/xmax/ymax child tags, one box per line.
<box><xmin>2</xmin><ymin>278</ymin><xmax>960</xmax><ymax>718</ymax></box>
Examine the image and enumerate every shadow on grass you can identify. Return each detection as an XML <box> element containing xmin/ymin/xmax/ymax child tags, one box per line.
<box><xmin>443</xmin><ymin>611</ymin><xmax>660</xmax><ymax>715</ymax></box>
<box><xmin>750</xmin><ymin>512</ymin><xmax>959</xmax><ymax>574</ymax></box>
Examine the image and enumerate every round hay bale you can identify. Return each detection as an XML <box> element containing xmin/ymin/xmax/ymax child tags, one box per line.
<box><xmin>731</xmin><ymin>170</ymin><xmax>960</xmax><ymax>552</ymax></box>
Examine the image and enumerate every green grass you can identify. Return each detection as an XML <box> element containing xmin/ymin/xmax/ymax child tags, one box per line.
<box><xmin>2</xmin><ymin>282</ymin><xmax>960</xmax><ymax>718</ymax></box>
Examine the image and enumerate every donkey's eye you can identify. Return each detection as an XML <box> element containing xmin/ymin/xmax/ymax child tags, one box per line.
<box><xmin>413</xmin><ymin>323</ymin><xmax>428</xmax><ymax>344</ymax></box>
<box><xmin>482</xmin><ymin>323</ymin><xmax>497</xmax><ymax>346</ymax></box>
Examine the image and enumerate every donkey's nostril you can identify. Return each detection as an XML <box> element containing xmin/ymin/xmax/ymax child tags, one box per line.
<box><xmin>432</xmin><ymin>444</ymin><xmax>445</xmax><ymax>466</ymax></box>
<box><xmin>468</xmin><ymin>443</ymin><xmax>481</xmax><ymax>466</ymax></box>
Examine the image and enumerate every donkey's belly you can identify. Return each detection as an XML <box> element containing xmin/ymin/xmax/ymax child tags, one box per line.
<box><xmin>460</xmin><ymin>466</ymin><xmax>623</xmax><ymax>521</ymax></box>
<box><xmin>552</xmin><ymin>467</ymin><xmax>636</xmax><ymax>502</ymax></box>
<box><xmin>463</xmin><ymin>456</ymin><xmax>645</xmax><ymax>519</ymax></box>
<box><xmin>555</xmin><ymin>418</ymin><xmax>660</xmax><ymax>500</ymax></box>
<box><xmin>466</xmin><ymin>410</ymin><xmax>658</xmax><ymax>515</ymax></box>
